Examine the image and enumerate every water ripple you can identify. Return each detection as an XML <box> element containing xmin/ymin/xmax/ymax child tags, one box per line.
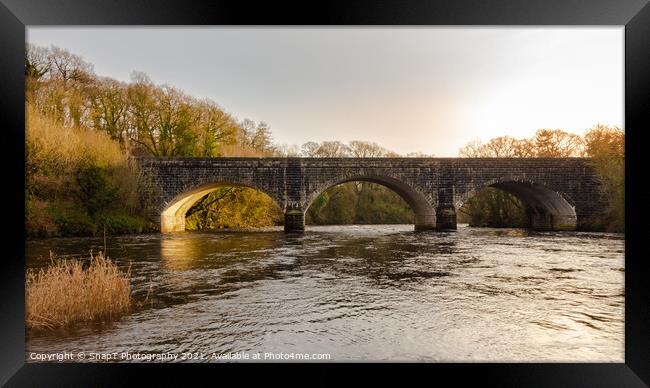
<box><xmin>26</xmin><ymin>224</ymin><xmax>624</xmax><ymax>362</ymax></box>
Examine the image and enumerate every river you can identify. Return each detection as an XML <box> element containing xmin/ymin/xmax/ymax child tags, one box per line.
<box><xmin>25</xmin><ymin>224</ymin><xmax>624</xmax><ymax>362</ymax></box>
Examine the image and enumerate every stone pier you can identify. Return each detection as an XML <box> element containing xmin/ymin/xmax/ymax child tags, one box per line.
<box><xmin>135</xmin><ymin>157</ymin><xmax>606</xmax><ymax>233</ymax></box>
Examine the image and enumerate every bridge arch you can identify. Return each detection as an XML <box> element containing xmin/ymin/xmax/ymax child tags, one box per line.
<box><xmin>455</xmin><ymin>176</ymin><xmax>578</xmax><ymax>230</ymax></box>
<box><xmin>304</xmin><ymin>174</ymin><xmax>437</xmax><ymax>230</ymax></box>
<box><xmin>159</xmin><ymin>181</ymin><xmax>283</xmax><ymax>233</ymax></box>
<box><xmin>137</xmin><ymin>157</ymin><xmax>604</xmax><ymax>233</ymax></box>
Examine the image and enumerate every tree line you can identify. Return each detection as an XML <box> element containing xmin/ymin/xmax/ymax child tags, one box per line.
<box><xmin>26</xmin><ymin>45</ymin><xmax>278</xmax><ymax>158</ymax></box>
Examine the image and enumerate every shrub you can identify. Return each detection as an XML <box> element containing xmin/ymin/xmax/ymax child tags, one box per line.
<box><xmin>100</xmin><ymin>213</ymin><xmax>147</xmax><ymax>234</ymax></box>
<box><xmin>75</xmin><ymin>164</ymin><xmax>120</xmax><ymax>218</ymax></box>
<box><xmin>25</xmin><ymin>199</ymin><xmax>58</xmax><ymax>238</ymax></box>
<box><xmin>53</xmin><ymin>207</ymin><xmax>97</xmax><ymax>237</ymax></box>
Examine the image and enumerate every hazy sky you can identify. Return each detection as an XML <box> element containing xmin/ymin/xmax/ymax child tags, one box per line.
<box><xmin>27</xmin><ymin>27</ymin><xmax>623</xmax><ymax>156</ymax></box>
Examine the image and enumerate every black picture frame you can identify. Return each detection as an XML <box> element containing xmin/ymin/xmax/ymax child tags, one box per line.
<box><xmin>1</xmin><ymin>0</ymin><xmax>648</xmax><ymax>386</ymax></box>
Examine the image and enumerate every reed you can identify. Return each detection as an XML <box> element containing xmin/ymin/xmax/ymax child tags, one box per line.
<box><xmin>26</xmin><ymin>251</ymin><xmax>131</xmax><ymax>331</ymax></box>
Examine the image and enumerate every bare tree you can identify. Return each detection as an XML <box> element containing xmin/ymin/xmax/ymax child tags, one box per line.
<box><xmin>313</xmin><ymin>141</ymin><xmax>351</xmax><ymax>157</ymax></box>
<box><xmin>349</xmin><ymin>140</ymin><xmax>391</xmax><ymax>157</ymax></box>
<box><xmin>534</xmin><ymin>129</ymin><xmax>584</xmax><ymax>157</ymax></box>
<box><xmin>301</xmin><ymin>141</ymin><xmax>320</xmax><ymax>157</ymax></box>
<box><xmin>89</xmin><ymin>77</ymin><xmax>129</xmax><ymax>141</ymax></box>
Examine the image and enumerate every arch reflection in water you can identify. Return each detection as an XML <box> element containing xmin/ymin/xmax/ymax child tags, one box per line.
<box><xmin>160</xmin><ymin>231</ymin><xmax>284</xmax><ymax>270</ymax></box>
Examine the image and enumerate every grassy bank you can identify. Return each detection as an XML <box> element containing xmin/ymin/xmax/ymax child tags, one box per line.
<box><xmin>26</xmin><ymin>251</ymin><xmax>131</xmax><ymax>331</ymax></box>
<box><xmin>26</xmin><ymin>105</ymin><xmax>152</xmax><ymax>237</ymax></box>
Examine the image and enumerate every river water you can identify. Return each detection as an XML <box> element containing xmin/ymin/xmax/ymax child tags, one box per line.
<box><xmin>25</xmin><ymin>225</ymin><xmax>624</xmax><ymax>362</ymax></box>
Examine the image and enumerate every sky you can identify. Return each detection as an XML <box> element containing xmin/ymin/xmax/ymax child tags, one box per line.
<box><xmin>27</xmin><ymin>27</ymin><xmax>623</xmax><ymax>156</ymax></box>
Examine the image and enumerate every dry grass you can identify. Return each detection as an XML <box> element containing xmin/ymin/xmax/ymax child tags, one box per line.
<box><xmin>26</xmin><ymin>251</ymin><xmax>131</xmax><ymax>331</ymax></box>
<box><xmin>27</xmin><ymin>104</ymin><xmax>126</xmax><ymax>169</ymax></box>
<box><xmin>26</xmin><ymin>103</ymin><xmax>142</xmax><ymax>218</ymax></box>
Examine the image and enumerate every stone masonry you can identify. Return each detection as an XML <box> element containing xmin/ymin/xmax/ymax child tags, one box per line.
<box><xmin>135</xmin><ymin>157</ymin><xmax>607</xmax><ymax>233</ymax></box>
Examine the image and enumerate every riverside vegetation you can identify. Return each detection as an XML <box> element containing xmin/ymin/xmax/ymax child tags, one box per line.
<box><xmin>25</xmin><ymin>251</ymin><xmax>131</xmax><ymax>331</ymax></box>
<box><xmin>25</xmin><ymin>44</ymin><xmax>624</xmax><ymax>236</ymax></box>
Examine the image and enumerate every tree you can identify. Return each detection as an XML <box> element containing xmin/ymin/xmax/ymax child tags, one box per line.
<box><xmin>460</xmin><ymin>136</ymin><xmax>535</xmax><ymax>158</ymax></box>
<box><xmin>584</xmin><ymin>124</ymin><xmax>624</xmax><ymax>158</ymax></box>
<box><xmin>349</xmin><ymin>140</ymin><xmax>392</xmax><ymax>157</ymax></box>
<box><xmin>48</xmin><ymin>46</ymin><xmax>95</xmax><ymax>85</ymax></box>
<box><xmin>583</xmin><ymin>124</ymin><xmax>624</xmax><ymax>231</ymax></box>
<box><xmin>312</xmin><ymin>141</ymin><xmax>351</xmax><ymax>157</ymax></box>
<box><xmin>405</xmin><ymin>151</ymin><xmax>435</xmax><ymax>157</ymax></box>
<box><xmin>251</xmin><ymin>122</ymin><xmax>274</xmax><ymax>153</ymax></box>
<box><xmin>89</xmin><ymin>77</ymin><xmax>130</xmax><ymax>141</ymax></box>
<box><xmin>459</xmin><ymin>139</ymin><xmax>483</xmax><ymax>158</ymax></box>
<box><xmin>239</xmin><ymin>119</ymin><xmax>275</xmax><ymax>155</ymax></box>
<box><xmin>25</xmin><ymin>44</ymin><xmax>51</xmax><ymax>101</ymax></box>
<box><xmin>75</xmin><ymin>164</ymin><xmax>119</xmax><ymax>218</ymax></box>
<box><xmin>26</xmin><ymin>45</ymin><xmax>96</xmax><ymax>127</ymax></box>
<box><xmin>483</xmin><ymin>136</ymin><xmax>518</xmax><ymax>157</ymax></box>
<box><xmin>193</xmin><ymin>101</ymin><xmax>239</xmax><ymax>157</ymax></box>
<box><xmin>301</xmin><ymin>141</ymin><xmax>320</xmax><ymax>157</ymax></box>
<box><xmin>153</xmin><ymin>85</ymin><xmax>197</xmax><ymax>156</ymax></box>
<box><xmin>126</xmin><ymin>72</ymin><xmax>160</xmax><ymax>155</ymax></box>
<box><xmin>48</xmin><ymin>46</ymin><xmax>96</xmax><ymax>128</ymax></box>
<box><xmin>275</xmin><ymin>144</ymin><xmax>301</xmax><ymax>157</ymax></box>
<box><xmin>511</xmin><ymin>139</ymin><xmax>536</xmax><ymax>157</ymax></box>
<box><xmin>533</xmin><ymin>129</ymin><xmax>584</xmax><ymax>157</ymax></box>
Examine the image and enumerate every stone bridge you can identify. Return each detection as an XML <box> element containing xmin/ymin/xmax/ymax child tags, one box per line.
<box><xmin>135</xmin><ymin>157</ymin><xmax>606</xmax><ymax>233</ymax></box>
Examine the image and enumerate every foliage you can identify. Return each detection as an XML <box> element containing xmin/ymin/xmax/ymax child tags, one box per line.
<box><xmin>306</xmin><ymin>182</ymin><xmax>414</xmax><ymax>225</ymax></box>
<box><xmin>53</xmin><ymin>206</ymin><xmax>97</xmax><ymax>237</ymax></box>
<box><xmin>75</xmin><ymin>164</ymin><xmax>120</xmax><ymax>217</ymax></box>
<box><xmin>185</xmin><ymin>186</ymin><xmax>283</xmax><ymax>230</ymax></box>
<box><xmin>298</xmin><ymin>140</ymin><xmax>398</xmax><ymax>158</ymax></box>
<box><xmin>457</xmin><ymin>188</ymin><xmax>529</xmax><ymax>227</ymax></box>
<box><xmin>459</xmin><ymin>129</ymin><xmax>585</xmax><ymax>158</ymax></box>
<box><xmin>25</xmin><ymin>44</ymin><xmax>270</xmax><ymax>159</ymax></box>
<box><xmin>100</xmin><ymin>213</ymin><xmax>149</xmax><ymax>235</ymax></box>
<box><xmin>25</xmin><ymin>103</ymin><xmax>146</xmax><ymax>237</ymax></box>
<box><xmin>583</xmin><ymin>125</ymin><xmax>624</xmax><ymax>232</ymax></box>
